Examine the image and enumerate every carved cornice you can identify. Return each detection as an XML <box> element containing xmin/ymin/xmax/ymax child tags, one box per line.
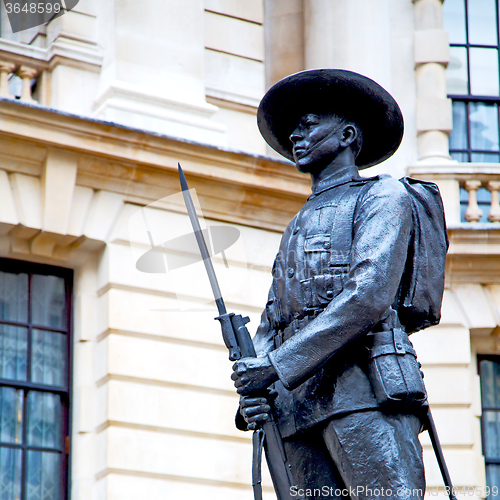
<box><xmin>447</xmin><ymin>228</ymin><xmax>500</xmax><ymax>284</ymax></box>
<box><xmin>0</xmin><ymin>99</ymin><xmax>309</xmax><ymax>235</ymax></box>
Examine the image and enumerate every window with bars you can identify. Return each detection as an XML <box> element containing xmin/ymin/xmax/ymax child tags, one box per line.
<box><xmin>0</xmin><ymin>259</ymin><xmax>72</xmax><ymax>500</ymax></box>
<box><xmin>478</xmin><ymin>356</ymin><xmax>500</xmax><ymax>498</ymax></box>
<box><xmin>444</xmin><ymin>0</ymin><xmax>500</xmax><ymax>163</ymax></box>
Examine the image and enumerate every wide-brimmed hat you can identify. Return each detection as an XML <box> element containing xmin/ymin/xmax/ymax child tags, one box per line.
<box><xmin>257</xmin><ymin>69</ymin><xmax>404</xmax><ymax>169</ymax></box>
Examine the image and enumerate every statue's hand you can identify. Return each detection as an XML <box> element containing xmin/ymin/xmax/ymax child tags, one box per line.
<box><xmin>239</xmin><ymin>396</ymin><xmax>271</xmax><ymax>430</ymax></box>
<box><xmin>231</xmin><ymin>356</ymin><xmax>279</xmax><ymax>395</ymax></box>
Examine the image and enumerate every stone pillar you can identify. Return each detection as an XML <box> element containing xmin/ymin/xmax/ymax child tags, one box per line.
<box><xmin>93</xmin><ymin>0</ymin><xmax>226</xmax><ymax>146</ymax></box>
<box><xmin>413</xmin><ymin>0</ymin><xmax>453</xmax><ymax>162</ymax></box>
<box><xmin>303</xmin><ymin>0</ymin><xmax>392</xmax><ymax>88</ymax></box>
<box><xmin>0</xmin><ymin>62</ymin><xmax>15</xmax><ymax>98</ymax></box>
<box><xmin>264</xmin><ymin>0</ymin><xmax>304</xmax><ymax>89</ymax></box>
<box><xmin>17</xmin><ymin>66</ymin><xmax>38</xmax><ymax>103</ymax></box>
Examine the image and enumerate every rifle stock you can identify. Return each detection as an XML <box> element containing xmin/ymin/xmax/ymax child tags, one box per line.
<box><xmin>216</xmin><ymin>312</ymin><xmax>301</xmax><ymax>500</ymax></box>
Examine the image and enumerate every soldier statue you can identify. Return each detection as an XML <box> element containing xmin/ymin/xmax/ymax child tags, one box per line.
<box><xmin>230</xmin><ymin>69</ymin><xmax>448</xmax><ymax>500</ymax></box>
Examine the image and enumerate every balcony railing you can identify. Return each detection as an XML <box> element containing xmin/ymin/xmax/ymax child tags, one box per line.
<box><xmin>461</xmin><ymin>179</ymin><xmax>500</xmax><ymax>223</ymax></box>
<box><xmin>407</xmin><ymin>163</ymin><xmax>500</xmax><ymax>227</ymax></box>
<box><xmin>0</xmin><ymin>61</ymin><xmax>39</xmax><ymax>102</ymax></box>
<box><xmin>0</xmin><ymin>36</ymin><xmax>102</xmax><ymax>105</ymax></box>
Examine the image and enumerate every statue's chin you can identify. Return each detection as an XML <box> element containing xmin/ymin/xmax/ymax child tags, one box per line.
<box><xmin>294</xmin><ymin>155</ymin><xmax>329</xmax><ymax>175</ymax></box>
<box><xmin>294</xmin><ymin>154</ymin><xmax>315</xmax><ymax>173</ymax></box>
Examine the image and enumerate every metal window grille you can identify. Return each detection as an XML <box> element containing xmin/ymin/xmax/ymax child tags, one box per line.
<box><xmin>0</xmin><ymin>258</ymin><xmax>72</xmax><ymax>500</ymax></box>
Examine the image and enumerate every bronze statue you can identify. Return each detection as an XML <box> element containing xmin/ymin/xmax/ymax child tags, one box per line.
<box><xmin>229</xmin><ymin>69</ymin><xmax>450</xmax><ymax>500</ymax></box>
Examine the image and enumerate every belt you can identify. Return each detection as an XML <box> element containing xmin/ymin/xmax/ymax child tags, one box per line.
<box><xmin>274</xmin><ymin>311</ymin><xmax>321</xmax><ymax>348</ymax></box>
<box><xmin>367</xmin><ymin>328</ymin><xmax>417</xmax><ymax>359</ymax></box>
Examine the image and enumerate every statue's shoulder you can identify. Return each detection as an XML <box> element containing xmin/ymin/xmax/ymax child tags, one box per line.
<box><xmin>353</xmin><ymin>173</ymin><xmax>410</xmax><ymax>204</ymax></box>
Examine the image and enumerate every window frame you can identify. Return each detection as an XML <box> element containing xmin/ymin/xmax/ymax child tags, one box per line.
<box><xmin>477</xmin><ymin>354</ymin><xmax>500</xmax><ymax>500</ymax></box>
<box><xmin>446</xmin><ymin>0</ymin><xmax>500</xmax><ymax>162</ymax></box>
<box><xmin>0</xmin><ymin>258</ymin><xmax>73</xmax><ymax>500</ymax></box>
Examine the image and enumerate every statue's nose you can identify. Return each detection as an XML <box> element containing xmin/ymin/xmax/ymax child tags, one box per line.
<box><xmin>289</xmin><ymin>130</ymin><xmax>302</xmax><ymax>143</ymax></box>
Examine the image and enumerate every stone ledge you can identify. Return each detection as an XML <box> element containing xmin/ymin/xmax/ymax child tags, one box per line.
<box><xmin>0</xmin><ymin>36</ymin><xmax>103</xmax><ymax>72</ymax></box>
<box><xmin>0</xmin><ymin>99</ymin><xmax>308</xmax><ymax>237</ymax></box>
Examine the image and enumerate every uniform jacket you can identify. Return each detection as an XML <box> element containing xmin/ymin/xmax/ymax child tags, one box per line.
<box><xmin>252</xmin><ymin>164</ymin><xmax>414</xmax><ymax>438</ymax></box>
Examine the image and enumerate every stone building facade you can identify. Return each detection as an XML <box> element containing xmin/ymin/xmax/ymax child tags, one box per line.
<box><xmin>0</xmin><ymin>1</ymin><xmax>498</xmax><ymax>499</ymax></box>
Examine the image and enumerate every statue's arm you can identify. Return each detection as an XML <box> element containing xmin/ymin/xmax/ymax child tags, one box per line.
<box><xmin>268</xmin><ymin>178</ymin><xmax>413</xmax><ymax>390</ymax></box>
<box><xmin>252</xmin><ymin>305</ymin><xmax>275</xmax><ymax>357</ymax></box>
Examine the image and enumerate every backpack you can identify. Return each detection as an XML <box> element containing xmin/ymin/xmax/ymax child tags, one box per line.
<box><xmin>337</xmin><ymin>175</ymin><xmax>449</xmax><ymax>334</ymax></box>
<box><xmin>394</xmin><ymin>177</ymin><xmax>449</xmax><ymax>334</ymax></box>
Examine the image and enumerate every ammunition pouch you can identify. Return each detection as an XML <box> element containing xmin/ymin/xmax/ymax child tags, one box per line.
<box><xmin>368</xmin><ymin>328</ymin><xmax>427</xmax><ymax>410</ymax></box>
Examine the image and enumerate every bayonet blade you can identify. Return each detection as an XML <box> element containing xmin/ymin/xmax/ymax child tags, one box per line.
<box><xmin>178</xmin><ymin>163</ymin><xmax>227</xmax><ymax>316</ymax></box>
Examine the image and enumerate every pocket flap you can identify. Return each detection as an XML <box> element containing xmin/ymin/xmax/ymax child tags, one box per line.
<box><xmin>305</xmin><ymin>234</ymin><xmax>331</xmax><ymax>252</ymax></box>
<box><xmin>329</xmin><ymin>254</ymin><xmax>350</xmax><ymax>267</ymax></box>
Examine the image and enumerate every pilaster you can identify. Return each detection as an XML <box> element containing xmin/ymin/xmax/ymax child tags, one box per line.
<box><xmin>413</xmin><ymin>0</ymin><xmax>453</xmax><ymax>163</ymax></box>
<box><xmin>93</xmin><ymin>0</ymin><xmax>227</xmax><ymax>146</ymax></box>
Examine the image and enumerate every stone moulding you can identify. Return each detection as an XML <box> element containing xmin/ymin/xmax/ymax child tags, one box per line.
<box><xmin>0</xmin><ymin>99</ymin><xmax>309</xmax><ymax>260</ymax></box>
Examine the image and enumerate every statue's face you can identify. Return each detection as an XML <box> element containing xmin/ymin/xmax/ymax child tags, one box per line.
<box><xmin>289</xmin><ymin>113</ymin><xmax>344</xmax><ymax>173</ymax></box>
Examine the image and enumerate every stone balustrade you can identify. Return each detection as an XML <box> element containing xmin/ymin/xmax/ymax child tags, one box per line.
<box><xmin>0</xmin><ymin>61</ymin><xmax>40</xmax><ymax>103</ymax></box>
<box><xmin>407</xmin><ymin>163</ymin><xmax>500</xmax><ymax>226</ymax></box>
<box><xmin>462</xmin><ymin>178</ymin><xmax>500</xmax><ymax>223</ymax></box>
<box><xmin>0</xmin><ymin>36</ymin><xmax>103</xmax><ymax>108</ymax></box>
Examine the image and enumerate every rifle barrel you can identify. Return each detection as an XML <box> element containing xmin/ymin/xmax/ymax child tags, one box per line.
<box><xmin>178</xmin><ymin>163</ymin><xmax>226</xmax><ymax>316</ymax></box>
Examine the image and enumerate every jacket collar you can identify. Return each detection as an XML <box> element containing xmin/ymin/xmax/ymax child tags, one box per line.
<box><xmin>309</xmin><ymin>165</ymin><xmax>362</xmax><ymax>199</ymax></box>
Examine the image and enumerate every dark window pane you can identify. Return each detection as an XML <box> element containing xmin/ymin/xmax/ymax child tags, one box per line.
<box><xmin>0</xmin><ymin>387</ymin><xmax>23</xmax><ymax>445</ymax></box>
<box><xmin>31</xmin><ymin>329</ymin><xmax>66</xmax><ymax>387</ymax></box>
<box><xmin>470</xmin><ymin>103</ymin><xmax>499</xmax><ymax>151</ymax></box>
<box><xmin>450</xmin><ymin>101</ymin><xmax>468</xmax><ymax>150</ymax></box>
<box><xmin>27</xmin><ymin>392</ymin><xmax>62</xmax><ymax>449</ymax></box>
<box><xmin>32</xmin><ymin>275</ymin><xmax>66</xmax><ymax>330</ymax></box>
<box><xmin>0</xmin><ymin>446</ymin><xmax>22</xmax><ymax>500</ymax></box>
<box><xmin>27</xmin><ymin>450</ymin><xmax>61</xmax><ymax>500</ymax></box>
<box><xmin>447</xmin><ymin>47</ymin><xmax>469</xmax><ymax>95</ymax></box>
<box><xmin>486</xmin><ymin>465</ymin><xmax>500</xmax><ymax>498</ymax></box>
<box><xmin>480</xmin><ymin>360</ymin><xmax>500</xmax><ymax>407</ymax></box>
<box><xmin>443</xmin><ymin>0</ymin><xmax>467</xmax><ymax>44</ymax></box>
<box><xmin>470</xmin><ymin>48</ymin><xmax>500</xmax><ymax>96</ymax></box>
<box><xmin>0</xmin><ymin>325</ymin><xmax>28</xmax><ymax>382</ymax></box>
<box><xmin>0</xmin><ymin>271</ymin><xmax>28</xmax><ymax>323</ymax></box>
<box><xmin>484</xmin><ymin>410</ymin><xmax>500</xmax><ymax>458</ymax></box>
<box><xmin>467</xmin><ymin>0</ymin><xmax>498</xmax><ymax>45</ymax></box>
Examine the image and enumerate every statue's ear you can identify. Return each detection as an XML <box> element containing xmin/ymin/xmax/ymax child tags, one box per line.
<box><xmin>340</xmin><ymin>124</ymin><xmax>358</xmax><ymax>149</ymax></box>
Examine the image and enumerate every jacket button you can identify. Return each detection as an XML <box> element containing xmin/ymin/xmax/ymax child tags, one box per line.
<box><xmin>287</xmin><ymin>268</ymin><xmax>295</xmax><ymax>278</ymax></box>
<box><xmin>323</xmin><ymin>241</ymin><xmax>331</xmax><ymax>249</ymax></box>
<box><xmin>326</xmin><ymin>290</ymin><xmax>334</xmax><ymax>299</ymax></box>
<box><xmin>396</xmin><ymin>343</ymin><xmax>403</xmax><ymax>350</ymax></box>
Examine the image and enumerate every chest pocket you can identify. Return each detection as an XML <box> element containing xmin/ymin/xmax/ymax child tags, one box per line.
<box><xmin>301</xmin><ymin>233</ymin><xmax>350</xmax><ymax>311</ymax></box>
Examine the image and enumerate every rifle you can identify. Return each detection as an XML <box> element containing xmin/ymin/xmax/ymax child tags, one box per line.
<box><xmin>426</xmin><ymin>407</ymin><xmax>458</xmax><ymax>500</ymax></box>
<box><xmin>178</xmin><ymin>163</ymin><xmax>300</xmax><ymax>500</ymax></box>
